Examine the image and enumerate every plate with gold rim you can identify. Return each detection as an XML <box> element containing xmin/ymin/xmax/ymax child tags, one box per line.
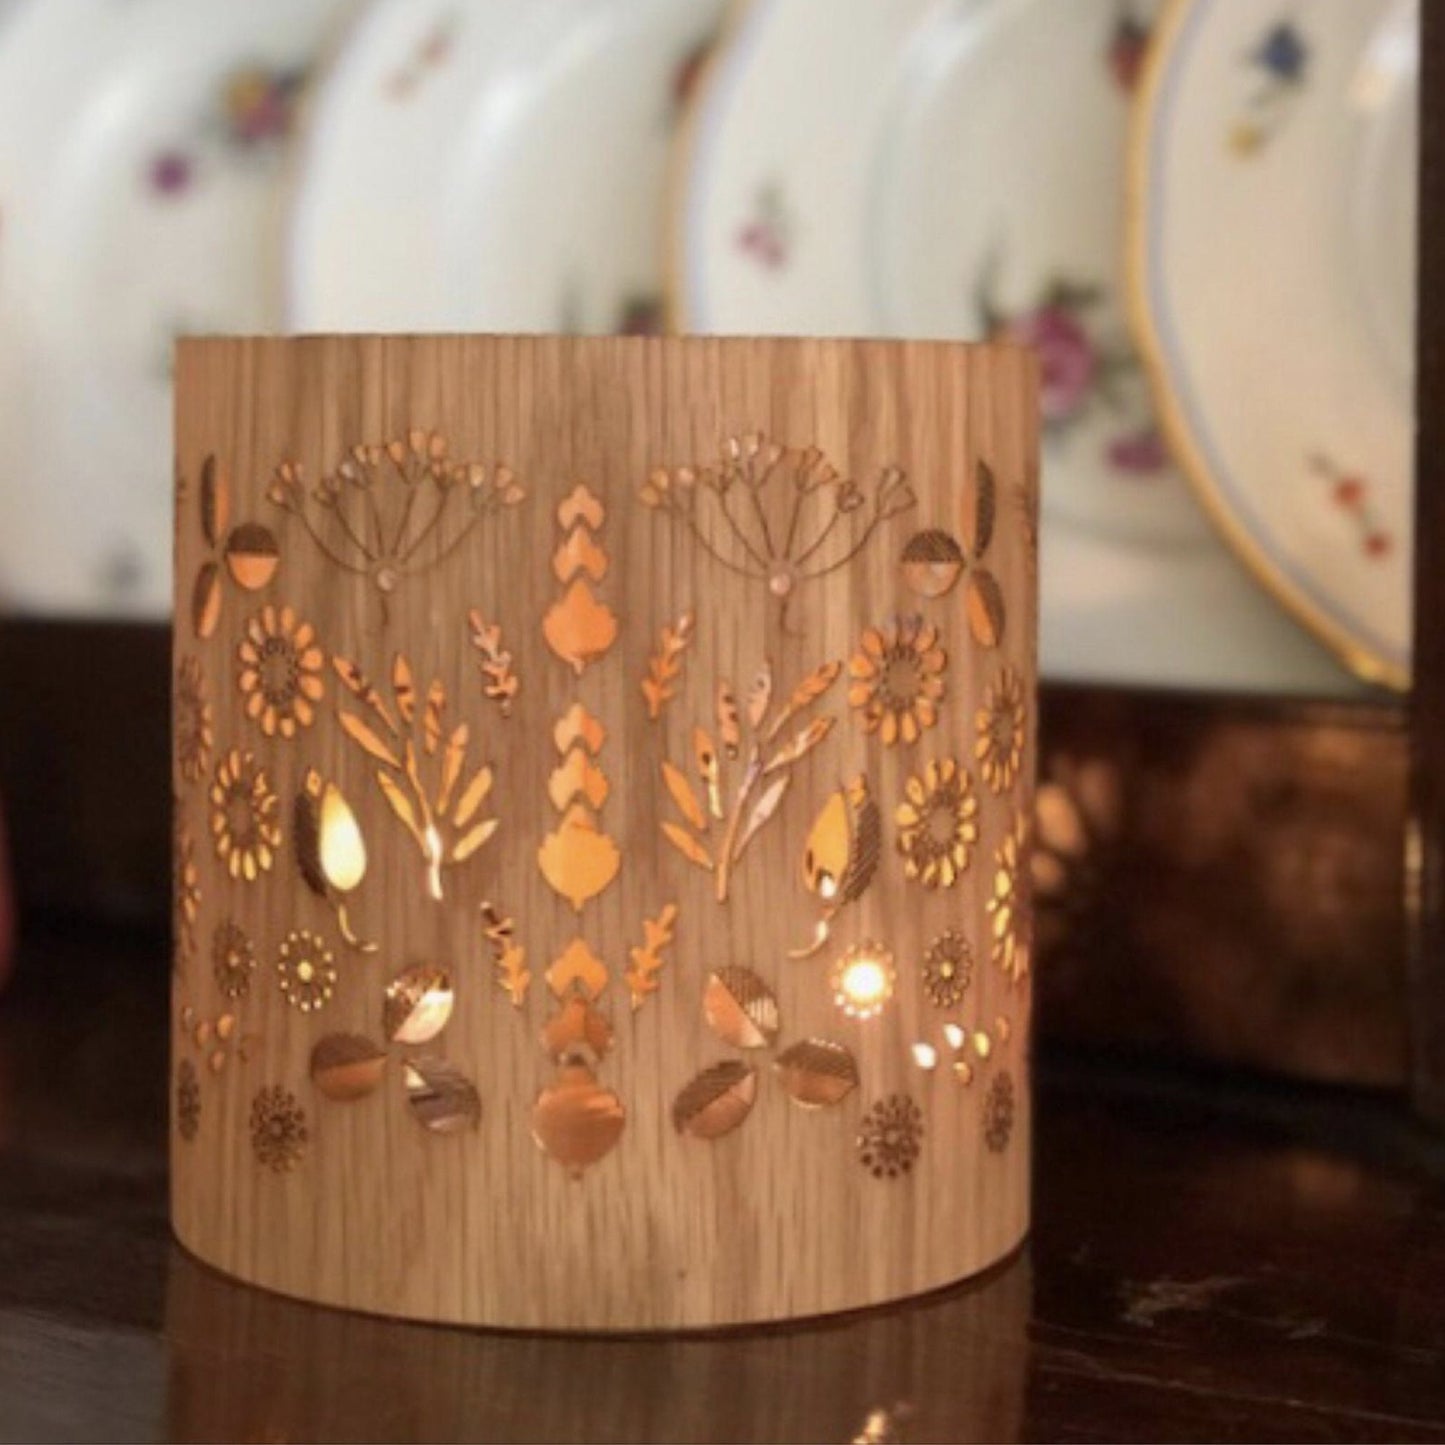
<box><xmin>0</xmin><ymin>0</ymin><xmax>357</xmax><ymax>619</ymax></box>
<box><xmin>1131</xmin><ymin>0</ymin><xmax>1417</xmax><ymax>689</ymax></box>
<box><xmin>674</xmin><ymin>0</ymin><xmax>1364</xmax><ymax>693</ymax></box>
<box><xmin>286</xmin><ymin>0</ymin><xmax>724</xmax><ymax>337</ymax></box>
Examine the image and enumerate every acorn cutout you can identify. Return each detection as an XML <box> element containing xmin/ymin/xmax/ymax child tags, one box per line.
<box><xmin>900</xmin><ymin>529</ymin><xmax>965</xmax><ymax>599</ymax></box>
<box><xmin>791</xmin><ymin>775</ymin><xmax>881</xmax><ymax>958</ymax></box>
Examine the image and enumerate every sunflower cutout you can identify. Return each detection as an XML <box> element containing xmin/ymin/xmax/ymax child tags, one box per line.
<box><xmin>175</xmin><ymin>655</ymin><xmax>214</xmax><ymax>784</ymax></box>
<box><xmin>847</xmin><ymin>615</ymin><xmax>946</xmax><ymax>747</ymax></box>
<box><xmin>209</xmin><ymin>748</ymin><xmax>281</xmax><ymax>881</ymax></box>
<box><xmin>276</xmin><ymin>928</ymin><xmax>338</xmax><ymax>1014</ymax></box>
<box><xmin>895</xmin><ymin>758</ymin><xmax>979</xmax><ymax>889</ymax></box>
<box><xmin>987</xmin><ymin>810</ymin><xmax>1032</xmax><ymax>984</ymax></box>
<box><xmin>921</xmin><ymin>928</ymin><xmax>973</xmax><ymax>1010</ymax></box>
<box><xmin>236</xmin><ymin>604</ymin><xmax>325</xmax><ymax>739</ymax></box>
<box><xmin>975</xmin><ymin>666</ymin><xmax>1026</xmax><ymax>795</ymax></box>
<box><xmin>251</xmin><ymin>1086</ymin><xmax>308</xmax><ymax>1172</ymax></box>
<box><xmin>212</xmin><ymin>919</ymin><xmax>257</xmax><ymax>1000</ymax></box>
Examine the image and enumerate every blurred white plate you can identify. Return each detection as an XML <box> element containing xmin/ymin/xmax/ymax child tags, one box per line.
<box><xmin>675</xmin><ymin>0</ymin><xmax>1359</xmax><ymax>693</ymax></box>
<box><xmin>0</xmin><ymin>0</ymin><xmax>356</xmax><ymax>618</ymax></box>
<box><xmin>1132</xmin><ymin>0</ymin><xmax>1417</xmax><ymax>689</ymax></box>
<box><xmin>287</xmin><ymin>0</ymin><xmax>723</xmax><ymax>335</ymax></box>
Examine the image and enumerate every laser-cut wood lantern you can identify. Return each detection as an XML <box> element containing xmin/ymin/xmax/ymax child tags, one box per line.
<box><xmin>171</xmin><ymin>334</ymin><xmax>1038</xmax><ymax>1330</ymax></box>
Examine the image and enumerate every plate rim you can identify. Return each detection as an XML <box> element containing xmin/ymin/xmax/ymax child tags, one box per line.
<box><xmin>1126</xmin><ymin>0</ymin><xmax>1412</xmax><ymax>692</ymax></box>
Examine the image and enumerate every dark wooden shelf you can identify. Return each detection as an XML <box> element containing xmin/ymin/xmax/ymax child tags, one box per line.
<box><xmin>1</xmin><ymin>920</ymin><xmax>1442</xmax><ymax>1443</ymax></box>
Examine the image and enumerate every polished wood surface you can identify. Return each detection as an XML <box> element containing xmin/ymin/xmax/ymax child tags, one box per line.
<box><xmin>3</xmin><ymin>920</ymin><xmax>1444</xmax><ymax>1443</ymax></box>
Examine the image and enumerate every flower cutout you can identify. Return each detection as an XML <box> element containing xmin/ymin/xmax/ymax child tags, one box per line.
<box><xmin>209</xmin><ymin>748</ymin><xmax>281</xmax><ymax>881</ymax></box>
<box><xmin>276</xmin><ymin>928</ymin><xmax>337</xmax><ymax>1014</ymax></box>
<box><xmin>251</xmin><ymin>1085</ymin><xmax>308</xmax><ymax>1172</ymax></box>
<box><xmin>174</xmin><ymin>817</ymin><xmax>200</xmax><ymax>976</ymax></box>
<box><xmin>176</xmin><ymin>1060</ymin><xmax>200</xmax><ymax>1142</ymax></box>
<box><xmin>236</xmin><ymin>604</ymin><xmax>325</xmax><ymax>739</ymax></box>
<box><xmin>896</xmin><ymin>759</ymin><xmax>979</xmax><ymax>889</ymax></box>
<box><xmin>983</xmin><ymin>1071</ymin><xmax>1015</xmax><ymax>1153</ymax></box>
<box><xmin>987</xmin><ymin>811</ymin><xmax>1032</xmax><ymax>985</ymax></box>
<box><xmin>830</xmin><ymin>941</ymin><xmax>896</xmax><ymax>1020</ymax></box>
<box><xmin>975</xmin><ymin>667</ymin><xmax>1026</xmax><ymax>795</ymax></box>
<box><xmin>212</xmin><ymin>919</ymin><xmax>256</xmax><ymax>1000</ymax></box>
<box><xmin>921</xmin><ymin>929</ymin><xmax>973</xmax><ymax>1010</ymax></box>
<box><xmin>175</xmin><ymin>655</ymin><xmax>214</xmax><ymax>784</ymax></box>
<box><xmin>848</xmin><ymin>615</ymin><xmax>946</xmax><ymax>747</ymax></box>
<box><xmin>857</xmin><ymin>1094</ymin><xmax>923</xmax><ymax>1179</ymax></box>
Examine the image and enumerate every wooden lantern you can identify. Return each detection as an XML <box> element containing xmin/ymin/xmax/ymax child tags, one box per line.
<box><xmin>171</xmin><ymin>334</ymin><xmax>1038</xmax><ymax>1330</ymax></box>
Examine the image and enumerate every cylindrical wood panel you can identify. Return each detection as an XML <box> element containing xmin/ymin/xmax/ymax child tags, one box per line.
<box><xmin>171</xmin><ymin>334</ymin><xmax>1037</xmax><ymax>1330</ymax></box>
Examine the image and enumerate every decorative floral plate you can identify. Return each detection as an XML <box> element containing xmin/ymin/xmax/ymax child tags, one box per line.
<box><xmin>1132</xmin><ymin>0</ymin><xmax>1418</xmax><ymax>689</ymax></box>
<box><xmin>0</xmin><ymin>0</ymin><xmax>357</xmax><ymax>619</ymax></box>
<box><xmin>286</xmin><ymin>0</ymin><xmax>724</xmax><ymax>336</ymax></box>
<box><xmin>674</xmin><ymin>0</ymin><xmax>1362</xmax><ymax>693</ymax></box>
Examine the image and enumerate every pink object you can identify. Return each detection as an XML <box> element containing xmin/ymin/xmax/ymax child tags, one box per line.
<box><xmin>1006</xmin><ymin>305</ymin><xmax>1098</xmax><ymax>423</ymax></box>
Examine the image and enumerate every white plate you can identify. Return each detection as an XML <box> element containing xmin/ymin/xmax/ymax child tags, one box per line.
<box><xmin>1132</xmin><ymin>0</ymin><xmax>1417</xmax><ymax>689</ymax></box>
<box><xmin>0</xmin><ymin>0</ymin><xmax>356</xmax><ymax>619</ymax></box>
<box><xmin>675</xmin><ymin>0</ymin><xmax>1363</xmax><ymax>693</ymax></box>
<box><xmin>287</xmin><ymin>0</ymin><xmax>724</xmax><ymax>335</ymax></box>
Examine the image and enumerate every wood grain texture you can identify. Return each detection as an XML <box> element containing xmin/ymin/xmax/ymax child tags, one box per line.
<box><xmin>171</xmin><ymin>334</ymin><xmax>1037</xmax><ymax>1330</ymax></box>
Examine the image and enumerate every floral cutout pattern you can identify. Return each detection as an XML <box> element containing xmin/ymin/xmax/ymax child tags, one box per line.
<box><xmin>234</xmin><ymin>604</ymin><xmax>325</xmax><ymax>739</ymax></box>
<box><xmin>251</xmin><ymin>1085</ymin><xmax>308</xmax><ymax>1173</ymax></box>
<box><xmin>659</xmin><ymin>658</ymin><xmax>841</xmax><ymax>902</ymax></box>
<box><xmin>857</xmin><ymin>1095</ymin><xmax>924</xmax><ymax>1179</ymax></box>
<box><xmin>848</xmin><ymin>616</ymin><xmax>947</xmax><ymax>747</ymax></box>
<box><xmin>269</xmin><ymin>432</ymin><xmax>524</xmax><ymax>624</ymax></box>
<box><xmin>896</xmin><ymin>759</ymin><xmax>980</xmax><ymax>890</ymax></box>
<box><xmin>276</xmin><ymin>928</ymin><xmax>338</xmax><ymax>1014</ymax></box>
<box><xmin>175</xmin><ymin>656</ymin><xmax>214</xmax><ymax>784</ymax></box>
<box><xmin>333</xmin><ymin>652</ymin><xmax>498</xmax><ymax>901</ymax></box>
<box><xmin>983</xmin><ymin>1071</ymin><xmax>1016</xmax><ymax>1153</ymax></box>
<box><xmin>212</xmin><ymin>919</ymin><xmax>257</xmax><ymax>1001</ymax></box>
<box><xmin>641</xmin><ymin>435</ymin><xmax>915</xmax><ymax>627</ymax></box>
<box><xmin>208</xmin><ymin>747</ymin><xmax>281</xmax><ymax>882</ymax></box>
<box><xmin>921</xmin><ymin>929</ymin><xmax>974</xmax><ymax>1010</ymax></box>
<box><xmin>987</xmin><ymin>811</ymin><xmax>1033</xmax><ymax>986</ymax></box>
<box><xmin>975</xmin><ymin>667</ymin><xmax>1027</xmax><ymax>795</ymax></box>
<box><xmin>174</xmin><ymin>817</ymin><xmax>200</xmax><ymax>977</ymax></box>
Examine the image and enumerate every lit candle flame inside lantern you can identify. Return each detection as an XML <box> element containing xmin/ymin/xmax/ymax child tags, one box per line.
<box><xmin>830</xmin><ymin>943</ymin><xmax>896</xmax><ymax>1020</ymax></box>
<box><xmin>912</xmin><ymin>1042</ymin><xmax>938</xmax><ymax>1071</ymax></box>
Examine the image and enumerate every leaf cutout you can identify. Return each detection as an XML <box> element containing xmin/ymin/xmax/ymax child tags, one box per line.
<box><xmin>703</xmin><ymin>966</ymin><xmax>780</xmax><ymax>1049</ymax></box>
<box><xmin>765</xmin><ymin>660</ymin><xmax>842</xmax><ymax>742</ymax></box>
<box><xmin>538</xmin><ymin>809</ymin><xmax>622</xmax><ymax>911</ymax></box>
<box><xmin>641</xmin><ymin>610</ymin><xmax>694</xmax><ymax>721</ymax></box>
<box><xmin>423</xmin><ymin>678</ymin><xmax>445</xmax><ymax>756</ymax></box>
<box><xmin>625</xmin><ymin>902</ymin><xmax>677</xmax><ymax>1011</ymax></box>
<box><xmin>802</xmin><ymin>775</ymin><xmax>878</xmax><ymax>904</ymax></box>
<box><xmin>383</xmin><ymin>964</ymin><xmax>454</xmax><ymax>1044</ymax></box>
<box><xmin>403</xmin><ymin>1057</ymin><xmax>481</xmax><ymax>1133</ymax></box>
<box><xmin>549</xmin><ymin>749</ymin><xmax>610</xmax><ymax>812</ymax></box>
<box><xmin>310</xmin><ymin>1033</ymin><xmax>386</xmax><ymax>1101</ymax></box>
<box><xmin>972</xmin><ymin>458</ymin><xmax>997</xmax><ymax>560</ymax></box>
<box><xmin>192</xmin><ymin>563</ymin><xmax>222</xmax><ymax>640</ymax></box>
<box><xmin>451</xmin><ymin>764</ymin><xmax>493</xmax><ymax>829</ymax></box>
<box><xmin>672</xmin><ymin>1061</ymin><xmax>757</xmax><ymax>1139</ymax></box>
<box><xmin>764</xmin><ymin>716</ymin><xmax>835</xmax><ymax>774</ymax></box>
<box><xmin>392</xmin><ymin>654</ymin><xmax>417</xmax><ymax>724</ymax></box>
<box><xmin>745</xmin><ymin>660</ymin><xmax>773</xmax><ymax>730</ymax></box>
<box><xmin>774</xmin><ymin>1038</ymin><xmax>859</xmax><ymax>1108</ymax></box>
<box><xmin>733</xmin><ymin>775</ymin><xmax>789</xmax><ymax>862</ymax></box>
<box><xmin>339</xmin><ymin>711</ymin><xmax>402</xmax><ymax>769</ymax></box>
<box><xmin>436</xmin><ymin>724</ymin><xmax>468</xmax><ymax>816</ymax></box>
<box><xmin>293</xmin><ymin>789</ymin><xmax>326</xmax><ymax>898</ymax></box>
<box><xmin>661</xmin><ymin>821</ymin><xmax>713</xmax><ymax>872</ymax></box>
<box><xmin>495</xmin><ymin>943</ymin><xmax>531</xmax><ymax>1007</ymax></box>
<box><xmin>716</xmin><ymin>680</ymin><xmax>742</xmax><ymax>759</ymax></box>
<box><xmin>551</xmin><ymin>525</ymin><xmax>609</xmax><ymax>583</ymax></box>
<box><xmin>661</xmin><ymin>760</ymin><xmax>707</xmax><ymax>832</ymax></box>
<box><xmin>557</xmin><ymin>483</ymin><xmax>605</xmax><ymax>533</ymax></box>
<box><xmin>545</xmin><ymin>936</ymin><xmax>610</xmax><ymax>1000</ymax></box>
<box><xmin>543</xmin><ymin>578</ymin><xmax>619</xmax><ymax>675</ymax></box>
<box><xmin>693</xmin><ymin>725</ymin><xmax>723</xmax><ymax>819</ymax></box>
<box><xmin>554</xmin><ymin>703</ymin><xmax>605</xmax><ymax>756</ymax></box>
<box><xmin>966</xmin><ymin>569</ymin><xmax>1006</xmax><ymax>650</ymax></box>
<box><xmin>332</xmin><ymin>656</ymin><xmax>396</xmax><ymax>733</ymax></box>
<box><xmin>200</xmin><ymin>453</ymin><xmax>229</xmax><ymax>550</ymax></box>
<box><xmin>541</xmin><ymin>996</ymin><xmax>614</xmax><ymax>1063</ymax></box>
<box><xmin>468</xmin><ymin>610</ymin><xmax>518</xmax><ymax>717</ymax></box>
<box><xmin>452</xmin><ymin>817</ymin><xmax>499</xmax><ymax>863</ymax></box>
<box><xmin>376</xmin><ymin>768</ymin><xmax>426</xmax><ymax>849</ymax></box>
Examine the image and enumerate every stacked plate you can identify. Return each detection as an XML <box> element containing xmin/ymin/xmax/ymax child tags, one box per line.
<box><xmin>0</xmin><ymin>0</ymin><xmax>1416</xmax><ymax>694</ymax></box>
